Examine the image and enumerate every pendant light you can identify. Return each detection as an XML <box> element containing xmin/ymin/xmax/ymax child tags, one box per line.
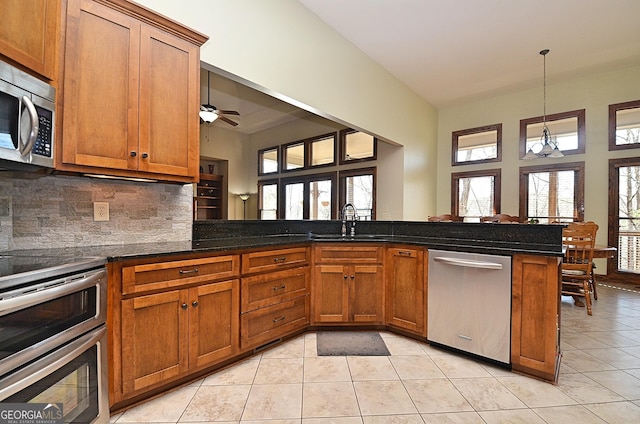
<box><xmin>523</xmin><ymin>49</ymin><xmax>564</xmax><ymax>160</ymax></box>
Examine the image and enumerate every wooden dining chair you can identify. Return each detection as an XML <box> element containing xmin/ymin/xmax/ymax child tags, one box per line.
<box><xmin>561</xmin><ymin>222</ymin><xmax>598</xmax><ymax>315</ymax></box>
<box><xmin>565</xmin><ymin>221</ymin><xmax>600</xmax><ymax>300</ymax></box>
<box><xmin>480</xmin><ymin>214</ymin><xmax>520</xmax><ymax>223</ymax></box>
<box><xmin>428</xmin><ymin>214</ymin><xmax>464</xmax><ymax>222</ymax></box>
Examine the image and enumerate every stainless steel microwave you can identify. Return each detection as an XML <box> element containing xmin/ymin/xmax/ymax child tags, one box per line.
<box><xmin>0</xmin><ymin>60</ymin><xmax>55</xmax><ymax>170</ymax></box>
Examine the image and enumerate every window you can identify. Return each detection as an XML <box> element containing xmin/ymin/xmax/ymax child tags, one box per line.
<box><xmin>258</xmin><ymin>180</ymin><xmax>279</xmax><ymax>219</ymax></box>
<box><xmin>451</xmin><ymin>169</ymin><xmax>501</xmax><ymax>222</ymax></box>
<box><xmin>309</xmin><ymin>134</ymin><xmax>336</xmax><ymax>167</ymax></box>
<box><xmin>258</xmin><ymin>147</ymin><xmax>279</xmax><ymax>175</ymax></box>
<box><xmin>519</xmin><ymin>109</ymin><xmax>586</xmax><ymax>158</ymax></box>
<box><xmin>609</xmin><ymin>157</ymin><xmax>640</xmax><ymax>280</ymax></box>
<box><xmin>519</xmin><ymin>162</ymin><xmax>585</xmax><ymax>223</ymax></box>
<box><xmin>340</xmin><ymin>129</ymin><xmax>377</xmax><ymax>164</ymax></box>
<box><xmin>609</xmin><ymin>100</ymin><xmax>640</xmax><ymax>151</ymax></box>
<box><xmin>452</xmin><ymin>124</ymin><xmax>502</xmax><ymax>165</ymax></box>
<box><xmin>283</xmin><ymin>142</ymin><xmax>305</xmax><ymax>171</ymax></box>
<box><xmin>281</xmin><ymin>173</ymin><xmax>336</xmax><ymax>220</ymax></box>
<box><xmin>340</xmin><ymin>168</ymin><xmax>376</xmax><ymax>220</ymax></box>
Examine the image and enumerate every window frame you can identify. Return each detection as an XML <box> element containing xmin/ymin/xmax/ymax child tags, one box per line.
<box><xmin>451</xmin><ymin>169</ymin><xmax>501</xmax><ymax>221</ymax></box>
<box><xmin>339</xmin><ymin>167</ymin><xmax>377</xmax><ymax>220</ymax></box>
<box><xmin>258</xmin><ymin>146</ymin><xmax>280</xmax><ymax>176</ymax></box>
<box><xmin>518</xmin><ymin>161</ymin><xmax>585</xmax><ymax>223</ymax></box>
<box><xmin>281</xmin><ymin>132</ymin><xmax>337</xmax><ymax>173</ymax></box>
<box><xmin>451</xmin><ymin>124</ymin><xmax>502</xmax><ymax>166</ymax></box>
<box><xmin>257</xmin><ymin>178</ymin><xmax>280</xmax><ymax>219</ymax></box>
<box><xmin>609</xmin><ymin>99</ymin><xmax>640</xmax><ymax>151</ymax></box>
<box><xmin>519</xmin><ymin>109</ymin><xmax>586</xmax><ymax>159</ymax></box>
<box><xmin>280</xmin><ymin>172</ymin><xmax>337</xmax><ymax>220</ymax></box>
<box><xmin>339</xmin><ymin>129</ymin><xmax>378</xmax><ymax>165</ymax></box>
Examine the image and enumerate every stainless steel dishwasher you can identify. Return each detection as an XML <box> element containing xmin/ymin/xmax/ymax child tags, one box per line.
<box><xmin>427</xmin><ymin>249</ymin><xmax>511</xmax><ymax>364</ymax></box>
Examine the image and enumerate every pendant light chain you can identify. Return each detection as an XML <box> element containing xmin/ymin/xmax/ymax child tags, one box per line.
<box><xmin>540</xmin><ymin>49</ymin><xmax>549</xmax><ymax>128</ymax></box>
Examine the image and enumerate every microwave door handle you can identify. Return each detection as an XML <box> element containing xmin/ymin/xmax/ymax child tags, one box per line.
<box><xmin>18</xmin><ymin>95</ymin><xmax>39</xmax><ymax>156</ymax></box>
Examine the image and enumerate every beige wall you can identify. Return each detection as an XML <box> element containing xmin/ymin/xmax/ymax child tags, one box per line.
<box><xmin>134</xmin><ymin>0</ymin><xmax>438</xmax><ymax>220</ymax></box>
<box><xmin>437</xmin><ymin>63</ymin><xmax>640</xmax><ymax>247</ymax></box>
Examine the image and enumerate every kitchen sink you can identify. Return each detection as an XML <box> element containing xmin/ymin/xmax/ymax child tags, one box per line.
<box><xmin>310</xmin><ymin>234</ymin><xmax>388</xmax><ymax>241</ymax></box>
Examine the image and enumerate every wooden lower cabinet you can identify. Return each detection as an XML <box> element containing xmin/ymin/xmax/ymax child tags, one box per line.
<box><xmin>313</xmin><ymin>264</ymin><xmax>383</xmax><ymax>324</ymax></box>
<box><xmin>120</xmin><ymin>279</ymin><xmax>239</xmax><ymax>396</ymax></box>
<box><xmin>385</xmin><ymin>246</ymin><xmax>426</xmax><ymax>336</ymax></box>
<box><xmin>511</xmin><ymin>254</ymin><xmax>561</xmax><ymax>382</ymax></box>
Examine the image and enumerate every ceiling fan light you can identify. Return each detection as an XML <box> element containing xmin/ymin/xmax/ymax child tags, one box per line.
<box><xmin>199</xmin><ymin>108</ymin><xmax>218</xmax><ymax>123</ymax></box>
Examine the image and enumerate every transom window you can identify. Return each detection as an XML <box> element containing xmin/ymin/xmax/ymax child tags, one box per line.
<box><xmin>519</xmin><ymin>109</ymin><xmax>585</xmax><ymax>159</ymax></box>
<box><xmin>258</xmin><ymin>147</ymin><xmax>279</xmax><ymax>175</ymax></box>
<box><xmin>339</xmin><ymin>129</ymin><xmax>377</xmax><ymax>164</ymax></box>
<box><xmin>519</xmin><ymin>162</ymin><xmax>585</xmax><ymax>223</ymax></box>
<box><xmin>452</xmin><ymin>124</ymin><xmax>502</xmax><ymax>166</ymax></box>
<box><xmin>451</xmin><ymin>169</ymin><xmax>501</xmax><ymax>222</ymax></box>
<box><xmin>609</xmin><ymin>100</ymin><xmax>640</xmax><ymax>151</ymax></box>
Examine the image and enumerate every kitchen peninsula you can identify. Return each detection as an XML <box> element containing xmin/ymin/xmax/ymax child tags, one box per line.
<box><xmin>93</xmin><ymin>220</ymin><xmax>562</xmax><ymax>411</ymax></box>
<box><xmin>1</xmin><ymin>220</ymin><xmax>564</xmax><ymax>412</ymax></box>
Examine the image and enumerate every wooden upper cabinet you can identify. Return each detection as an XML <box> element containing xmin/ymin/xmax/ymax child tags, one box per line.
<box><xmin>59</xmin><ymin>0</ymin><xmax>207</xmax><ymax>182</ymax></box>
<box><xmin>0</xmin><ymin>0</ymin><xmax>60</xmax><ymax>80</ymax></box>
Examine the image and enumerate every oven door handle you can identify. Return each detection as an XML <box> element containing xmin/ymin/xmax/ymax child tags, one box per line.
<box><xmin>0</xmin><ymin>325</ymin><xmax>106</xmax><ymax>401</ymax></box>
<box><xmin>18</xmin><ymin>95</ymin><xmax>39</xmax><ymax>156</ymax></box>
<box><xmin>433</xmin><ymin>256</ymin><xmax>503</xmax><ymax>270</ymax></box>
<box><xmin>0</xmin><ymin>268</ymin><xmax>106</xmax><ymax>316</ymax></box>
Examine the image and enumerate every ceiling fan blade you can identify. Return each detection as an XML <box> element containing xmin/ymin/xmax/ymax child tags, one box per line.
<box><xmin>219</xmin><ymin>115</ymin><xmax>239</xmax><ymax>126</ymax></box>
<box><xmin>219</xmin><ymin>110</ymin><xmax>240</xmax><ymax>116</ymax></box>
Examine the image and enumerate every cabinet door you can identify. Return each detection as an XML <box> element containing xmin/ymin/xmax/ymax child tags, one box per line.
<box><xmin>312</xmin><ymin>265</ymin><xmax>348</xmax><ymax>323</ymax></box>
<box><xmin>62</xmin><ymin>0</ymin><xmax>140</xmax><ymax>170</ymax></box>
<box><xmin>511</xmin><ymin>254</ymin><xmax>561</xmax><ymax>382</ymax></box>
<box><xmin>138</xmin><ymin>24</ymin><xmax>199</xmax><ymax>177</ymax></box>
<box><xmin>350</xmin><ymin>265</ymin><xmax>383</xmax><ymax>323</ymax></box>
<box><xmin>385</xmin><ymin>247</ymin><xmax>426</xmax><ymax>335</ymax></box>
<box><xmin>0</xmin><ymin>0</ymin><xmax>59</xmax><ymax>79</ymax></box>
<box><xmin>121</xmin><ymin>289</ymin><xmax>188</xmax><ymax>394</ymax></box>
<box><xmin>189</xmin><ymin>280</ymin><xmax>239</xmax><ymax>368</ymax></box>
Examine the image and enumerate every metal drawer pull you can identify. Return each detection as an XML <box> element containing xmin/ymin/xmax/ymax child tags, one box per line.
<box><xmin>273</xmin><ymin>256</ymin><xmax>287</xmax><ymax>263</ymax></box>
<box><xmin>398</xmin><ymin>251</ymin><xmax>413</xmax><ymax>256</ymax></box>
<box><xmin>272</xmin><ymin>316</ymin><xmax>286</xmax><ymax>323</ymax></box>
<box><xmin>272</xmin><ymin>285</ymin><xmax>286</xmax><ymax>291</ymax></box>
<box><xmin>179</xmin><ymin>268</ymin><xmax>199</xmax><ymax>275</ymax></box>
<box><xmin>192</xmin><ymin>301</ymin><xmax>198</xmax><ymax>307</ymax></box>
<box><xmin>458</xmin><ymin>334</ymin><xmax>472</xmax><ymax>341</ymax></box>
<box><xmin>181</xmin><ymin>303</ymin><xmax>188</xmax><ymax>310</ymax></box>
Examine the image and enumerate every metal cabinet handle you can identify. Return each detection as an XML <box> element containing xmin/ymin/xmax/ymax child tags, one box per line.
<box><xmin>130</xmin><ymin>151</ymin><xmax>137</xmax><ymax>157</ymax></box>
<box><xmin>179</xmin><ymin>268</ymin><xmax>199</xmax><ymax>275</ymax></box>
<box><xmin>272</xmin><ymin>284</ymin><xmax>286</xmax><ymax>291</ymax></box>
<box><xmin>142</xmin><ymin>152</ymin><xmax>149</xmax><ymax>158</ymax></box>
<box><xmin>350</xmin><ymin>275</ymin><xmax>355</xmax><ymax>279</ymax></box>
<box><xmin>272</xmin><ymin>316</ymin><xmax>286</xmax><ymax>323</ymax></box>
<box><xmin>344</xmin><ymin>275</ymin><xmax>348</xmax><ymax>280</ymax></box>
<box><xmin>398</xmin><ymin>251</ymin><xmax>413</xmax><ymax>256</ymax></box>
<box><xmin>181</xmin><ymin>303</ymin><xmax>188</xmax><ymax>310</ymax></box>
<box><xmin>273</xmin><ymin>256</ymin><xmax>286</xmax><ymax>263</ymax></box>
<box><xmin>192</xmin><ymin>301</ymin><xmax>198</xmax><ymax>307</ymax></box>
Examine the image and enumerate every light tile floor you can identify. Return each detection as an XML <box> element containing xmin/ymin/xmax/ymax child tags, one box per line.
<box><xmin>110</xmin><ymin>284</ymin><xmax>640</xmax><ymax>423</ymax></box>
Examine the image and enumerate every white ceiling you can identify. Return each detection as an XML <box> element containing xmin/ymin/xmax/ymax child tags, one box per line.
<box><xmin>299</xmin><ymin>0</ymin><xmax>640</xmax><ymax>108</ymax></box>
<box><xmin>203</xmin><ymin>0</ymin><xmax>640</xmax><ymax>133</ymax></box>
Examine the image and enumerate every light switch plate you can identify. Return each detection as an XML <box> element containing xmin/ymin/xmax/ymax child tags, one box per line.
<box><xmin>94</xmin><ymin>202</ymin><xmax>109</xmax><ymax>221</ymax></box>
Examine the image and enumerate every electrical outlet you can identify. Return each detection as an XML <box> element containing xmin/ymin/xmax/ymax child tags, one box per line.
<box><xmin>94</xmin><ymin>202</ymin><xmax>109</xmax><ymax>221</ymax></box>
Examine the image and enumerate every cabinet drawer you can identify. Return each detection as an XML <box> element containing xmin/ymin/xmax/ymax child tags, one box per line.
<box><xmin>242</xmin><ymin>247</ymin><xmax>309</xmax><ymax>274</ymax></box>
<box><xmin>240</xmin><ymin>296</ymin><xmax>309</xmax><ymax>349</ymax></box>
<box><xmin>241</xmin><ymin>267</ymin><xmax>309</xmax><ymax>312</ymax></box>
<box><xmin>123</xmin><ymin>255</ymin><xmax>240</xmax><ymax>294</ymax></box>
<box><xmin>314</xmin><ymin>245</ymin><xmax>383</xmax><ymax>263</ymax></box>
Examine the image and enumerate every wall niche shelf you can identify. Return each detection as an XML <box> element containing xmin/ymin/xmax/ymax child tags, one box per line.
<box><xmin>194</xmin><ymin>174</ymin><xmax>224</xmax><ymax>220</ymax></box>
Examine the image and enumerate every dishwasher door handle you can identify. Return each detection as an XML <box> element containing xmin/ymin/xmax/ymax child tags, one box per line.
<box><xmin>433</xmin><ymin>256</ymin><xmax>503</xmax><ymax>270</ymax></box>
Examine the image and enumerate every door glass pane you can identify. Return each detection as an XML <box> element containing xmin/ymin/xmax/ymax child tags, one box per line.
<box><xmin>308</xmin><ymin>180</ymin><xmax>332</xmax><ymax>220</ymax></box>
<box><xmin>457</xmin><ymin>175</ymin><xmax>495</xmax><ymax>221</ymax></box>
<box><xmin>615</xmin><ymin>107</ymin><xmax>640</xmax><ymax>146</ymax></box>
<box><xmin>618</xmin><ymin>165</ymin><xmax>640</xmax><ymax>272</ymax></box>
<box><xmin>345</xmin><ymin>174</ymin><xmax>373</xmax><ymax>220</ymax></box>
<box><xmin>310</xmin><ymin>136</ymin><xmax>334</xmax><ymax>166</ymax></box>
<box><xmin>527</xmin><ymin>170</ymin><xmax>575</xmax><ymax>223</ymax></box>
<box><xmin>284</xmin><ymin>182</ymin><xmax>304</xmax><ymax>219</ymax></box>
<box><xmin>285</xmin><ymin>143</ymin><xmax>305</xmax><ymax>170</ymax></box>
<box><xmin>260</xmin><ymin>183</ymin><xmax>277</xmax><ymax>219</ymax></box>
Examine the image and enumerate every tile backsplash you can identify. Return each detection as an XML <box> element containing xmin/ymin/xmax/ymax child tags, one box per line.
<box><xmin>0</xmin><ymin>171</ymin><xmax>193</xmax><ymax>251</ymax></box>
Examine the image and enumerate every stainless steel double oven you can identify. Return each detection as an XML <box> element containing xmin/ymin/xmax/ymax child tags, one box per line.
<box><xmin>0</xmin><ymin>254</ymin><xmax>109</xmax><ymax>423</ymax></box>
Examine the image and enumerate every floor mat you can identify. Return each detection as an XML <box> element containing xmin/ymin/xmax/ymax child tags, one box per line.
<box><xmin>316</xmin><ymin>331</ymin><xmax>390</xmax><ymax>356</ymax></box>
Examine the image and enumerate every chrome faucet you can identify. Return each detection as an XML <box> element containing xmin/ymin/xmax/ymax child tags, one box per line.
<box><xmin>341</xmin><ymin>203</ymin><xmax>358</xmax><ymax>237</ymax></box>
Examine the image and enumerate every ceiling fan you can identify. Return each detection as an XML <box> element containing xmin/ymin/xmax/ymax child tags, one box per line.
<box><xmin>200</xmin><ymin>71</ymin><xmax>241</xmax><ymax>127</ymax></box>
